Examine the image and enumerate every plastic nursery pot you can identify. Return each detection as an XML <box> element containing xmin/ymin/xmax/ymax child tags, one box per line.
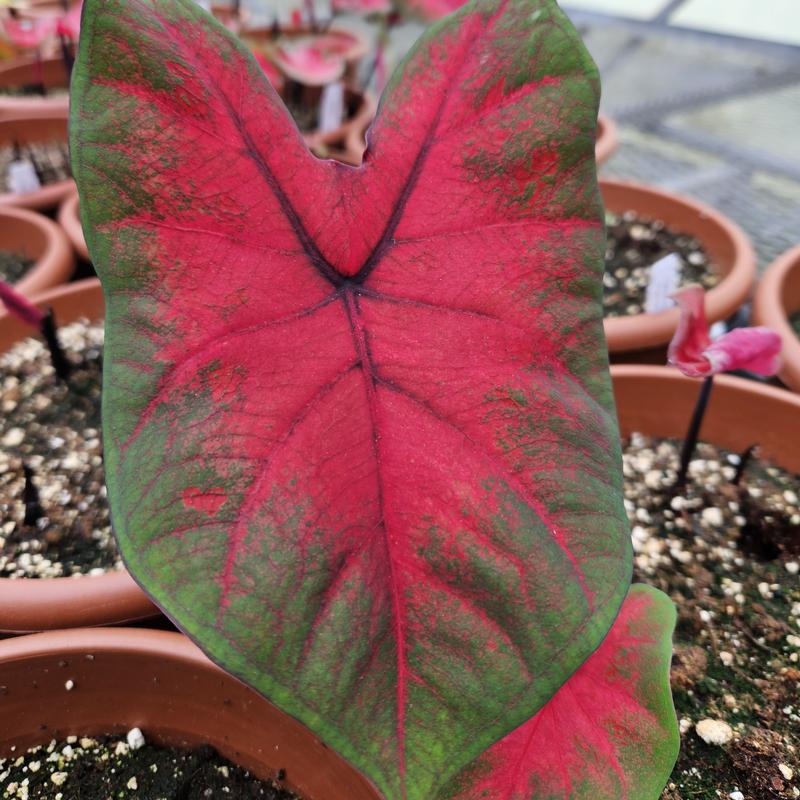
<box><xmin>753</xmin><ymin>244</ymin><xmax>800</xmax><ymax>394</ymax></box>
<box><xmin>0</xmin><ymin>628</ymin><xmax>381</xmax><ymax>800</ymax></box>
<box><xmin>0</xmin><ymin>112</ymin><xmax>74</xmax><ymax>210</ymax></box>
<box><xmin>611</xmin><ymin>364</ymin><xmax>800</xmax><ymax>474</ymax></box>
<box><xmin>595</xmin><ymin>113</ymin><xmax>618</xmax><ymax>167</ymax></box>
<box><xmin>600</xmin><ymin>179</ymin><xmax>757</xmax><ymax>360</ymax></box>
<box><xmin>307</xmin><ymin>88</ymin><xmax>375</xmax><ymax>167</ymax></box>
<box><xmin>56</xmin><ymin>187</ymin><xmax>88</xmax><ymax>261</ymax></box>
<box><xmin>0</xmin><ymin>278</ymin><xmax>159</xmax><ymax>633</ymax></box>
<box><xmin>0</xmin><ymin>56</ymin><xmax>70</xmax><ymax>119</ymax></box>
<box><xmin>0</xmin><ymin>204</ymin><xmax>74</xmax><ymax>296</ymax></box>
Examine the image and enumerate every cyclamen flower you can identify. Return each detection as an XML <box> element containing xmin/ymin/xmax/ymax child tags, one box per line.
<box><xmin>668</xmin><ymin>285</ymin><xmax>781</xmax><ymax>378</ymax></box>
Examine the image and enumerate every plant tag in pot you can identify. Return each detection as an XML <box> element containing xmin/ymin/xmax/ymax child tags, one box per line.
<box><xmin>645</xmin><ymin>252</ymin><xmax>680</xmax><ymax>313</ymax></box>
<box><xmin>318</xmin><ymin>81</ymin><xmax>345</xmax><ymax>133</ymax></box>
<box><xmin>7</xmin><ymin>159</ymin><xmax>42</xmax><ymax>195</ymax></box>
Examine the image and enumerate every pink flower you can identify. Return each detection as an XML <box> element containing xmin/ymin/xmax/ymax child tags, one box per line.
<box><xmin>668</xmin><ymin>285</ymin><xmax>781</xmax><ymax>378</ymax></box>
<box><xmin>0</xmin><ymin>280</ymin><xmax>45</xmax><ymax>328</ymax></box>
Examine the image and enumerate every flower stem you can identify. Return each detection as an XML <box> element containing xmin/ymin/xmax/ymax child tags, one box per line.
<box><xmin>675</xmin><ymin>375</ymin><xmax>714</xmax><ymax>492</ymax></box>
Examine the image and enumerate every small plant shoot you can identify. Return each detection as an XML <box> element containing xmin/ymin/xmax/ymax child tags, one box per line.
<box><xmin>71</xmin><ymin>0</ymin><xmax>678</xmax><ymax>798</ymax></box>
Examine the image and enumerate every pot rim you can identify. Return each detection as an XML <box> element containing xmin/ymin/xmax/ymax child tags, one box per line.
<box><xmin>0</xmin><ymin>55</ymin><xmax>71</xmax><ymax>117</ymax></box>
<box><xmin>1</xmin><ymin>204</ymin><xmax>74</xmax><ymax>297</ymax></box>
<box><xmin>0</xmin><ymin>278</ymin><xmax>159</xmax><ymax>633</ymax></box>
<box><xmin>56</xmin><ymin>187</ymin><xmax>89</xmax><ymax>261</ymax></box>
<box><xmin>601</xmin><ymin>179</ymin><xmax>757</xmax><ymax>353</ymax></box>
<box><xmin>595</xmin><ymin>113</ymin><xmax>618</xmax><ymax>167</ymax></box>
<box><xmin>0</xmin><ymin>626</ymin><xmax>382</xmax><ymax>800</ymax></box>
<box><xmin>752</xmin><ymin>244</ymin><xmax>800</xmax><ymax>393</ymax></box>
<box><xmin>0</xmin><ymin>111</ymin><xmax>74</xmax><ymax>210</ymax></box>
<box><xmin>611</xmin><ymin>364</ymin><xmax>800</xmax><ymax>473</ymax></box>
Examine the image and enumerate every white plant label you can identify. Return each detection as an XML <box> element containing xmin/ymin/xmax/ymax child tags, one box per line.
<box><xmin>7</xmin><ymin>159</ymin><xmax>41</xmax><ymax>195</ymax></box>
<box><xmin>318</xmin><ymin>82</ymin><xmax>345</xmax><ymax>134</ymax></box>
<box><xmin>645</xmin><ymin>252</ymin><xmax>681</xmax><ymax>313</ymax></box>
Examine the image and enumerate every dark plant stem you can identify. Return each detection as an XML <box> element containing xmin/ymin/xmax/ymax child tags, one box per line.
<box><xmin>674</xmin><ymin>375</ymin><xmax>714</xmax><ymax>492</ymax></box>
<box><xmin>733</xmin><ymin>443</ymin><xmax>758</xmax><ymax>487</ymax></box>
<box><xmin>41</xmin><ymin>308</ymin><xmax>71</xmax><ymax>382</ymax></box>
<box><xmin>304</xmin><ymin>0</ymin><xmax>319</xmax><ymax>32</ymax></box>
<box><xmin>58</xmin><ymin>33</ymin><xmax>74</xmax><ymax>76</ymax></box>
<box><xmin>22</xmin><ymin>464</ymin><xmax>43</xmax><ymax>527</ymax></box>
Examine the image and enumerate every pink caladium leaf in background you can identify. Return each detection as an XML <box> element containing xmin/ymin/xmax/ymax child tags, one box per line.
<box><xmin>668</xmin><ymin>285</ymin><xmax>781</xmax><ymax>378</ymax></box>
<box><xmin>437</xmin><ymin>584</ymin><xmax>679</xmax><ymax>800</ymax></box>
<box><xmin>2</xmin><ymin>16</ymin><xmax>56</xmax><ymax>49</ymax></box>
<box><xmin>274</xmin><ymin>37</ymin><xmax>346</xmax><ymax>85</ymax></box>
<box><xmin>0</xmin><ymin>279</ymin><xmax>45</xmax><ymax>328</ymax></box>
<box><xmin>71</xmin><ymin>0</ymin><xmax>634</xmax><ymax>797</ymax></box>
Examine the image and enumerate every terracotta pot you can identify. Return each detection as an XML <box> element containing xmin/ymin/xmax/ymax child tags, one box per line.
<box><xmin>0</xmin><ymin>112</ymin><xmax>74</xmax><ymax>210</ymax></box>
<box><xmin>0</xmin><ymin>279</ymin><xmax>159</xmax><ymax>633</ymax></box>
<box><xmin>0</xmin><ymin>56</ymin><xmax>70</xmax><ymax>119</ymax></box>
<box><xmin>0</xmin><ymin>627</ymin><xmax>380</xmax><ymax>799</ymax></box>
<box><xmin>0</xmin><ymin>204</ymin><xmax>74</xmax><ymax>296</ymax></box>
<box><xmin>307</xmin><ymin>88</ymin><xmax>375</xmax><ymax>166</ymax></box>
<box><xmin>601</xmin><ymin>179</ymin><xmax>757</xmax><ymax>358</ymax></box>
<box><xmin>752</xmin><ymin>244</ymin><xmax>800</xmax><ymax>394</ymax></box>
<box><xmin>56</xmin><ymin>187</ymin><xmax>88</xmax><ymax>261</ymax></box>
<box><xmin>612</xmin><ymin>365</ymin><xmax>800</xmax><ymax>474</ymax></box>
<box><xmin>595</xmin><ymin>113</ymin><xmax>618</xmax><ymax>167</ymax></box>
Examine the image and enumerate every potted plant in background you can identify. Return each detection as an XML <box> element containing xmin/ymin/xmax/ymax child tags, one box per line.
<box><xmin>0</xmin><ymin>278</ymin><xmax>159</xmax><ymax>633</ymax></box>
<box><xmin>0</xmin><ymin>204</ymin><xmax>73</xmax><ymax>298</ymax></box>
<box><xmin>600</xmin><ymin>178</ymin><xmax>757</xmax><ymax>361</ymax></box>
<box><xmin>0</xmin><ymin>111</ymin><xmax>73</xmax><ymax>209</ymax></box>
<box><xmin>0</xmin><ymin>0</ymin><xmax>680</xmax><ymax>797</ymax></box>
<box><xmin>753</xmin><ymin>244</ymin><xmax>800</xmax><ymax>393</ymax></box>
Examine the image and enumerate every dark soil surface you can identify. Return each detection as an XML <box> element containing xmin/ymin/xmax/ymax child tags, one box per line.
<box><xmin>790</xmin><ymin>310</ymin><xmax>800</xmax><ymax>339</ymax></box>
<box><xmin>0</xmin><ymin>141</ymin><xmax>71</xmax><ymax>192</ymax></box>
<box><xmin>604</xmin><ymin>211</ymin><xmax>720</xmax><ymax>317</ymax></box>
<box><xmin>0</xmin><ymin>732</ymin><xmax>300</xmax><ymax>799</ymax></box>
<box><xmin>0</xmin><ymin>250</ymin><xmax>34</xmax><ymax>284</ymax></box>
<box><xmin>0</xmin><ymin>319</ymin><xmax>120</xmax><ymax>578</ymax></box>
<box><xmin>621</xmin><ymin>434</ymin><xmax>799</xmax><ymax>799</ymax></box>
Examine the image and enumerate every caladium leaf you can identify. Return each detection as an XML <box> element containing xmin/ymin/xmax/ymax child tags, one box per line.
<box><xmin>71</xmin><ymin>0</ymin><xmax>630</xmax><ymax>798</ymax></box>
<box><xmin>438</xmin><ymin>584</ymin><xmax>679</xmax><ymax>800</ymax></box>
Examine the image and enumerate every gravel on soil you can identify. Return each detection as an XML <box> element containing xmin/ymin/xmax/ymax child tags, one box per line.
<box><xmin>604</xmin><ymin>210</ymin><xmax>720</xmax><ymax>317</ymax></box>
<box><xmin>0</xmin><ymin>319</ymin><xmax>120</xmax><ymax>578</ymax></box>
<box><xmin>620</xmin><ymin>434</ymin><xmax>799</xmax><ymax>800</ymax></box>
<box><xmin>0</xmin><ymin>251</ymin><xmax>34</xmax><ymax>285</ymax></box>
<box><xmin>0</xmin><ymin>730</ymin><xmax>300</xmax><ymax>799</ymax></box>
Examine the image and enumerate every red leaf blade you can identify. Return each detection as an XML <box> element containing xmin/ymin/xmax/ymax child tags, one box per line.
<box><xmin>438</xmin><ymin>584</ymin><xmax>679</xmax><ymax>800</ymax></box>
<box><xmin>71</xmin><ymin>1</ymin><xmax>630</xmax><ymax>797</ymax></box>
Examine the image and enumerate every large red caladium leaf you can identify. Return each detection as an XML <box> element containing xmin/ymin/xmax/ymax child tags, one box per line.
<box><xmin>71</xmin><ymin>1</ymin><xmax>631</xmax><ymax>797</ymax></box>
<box><xmin>438</xmin><ymin>584</ymin><xmax>679</xmax><ymax>800</ymax></box>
